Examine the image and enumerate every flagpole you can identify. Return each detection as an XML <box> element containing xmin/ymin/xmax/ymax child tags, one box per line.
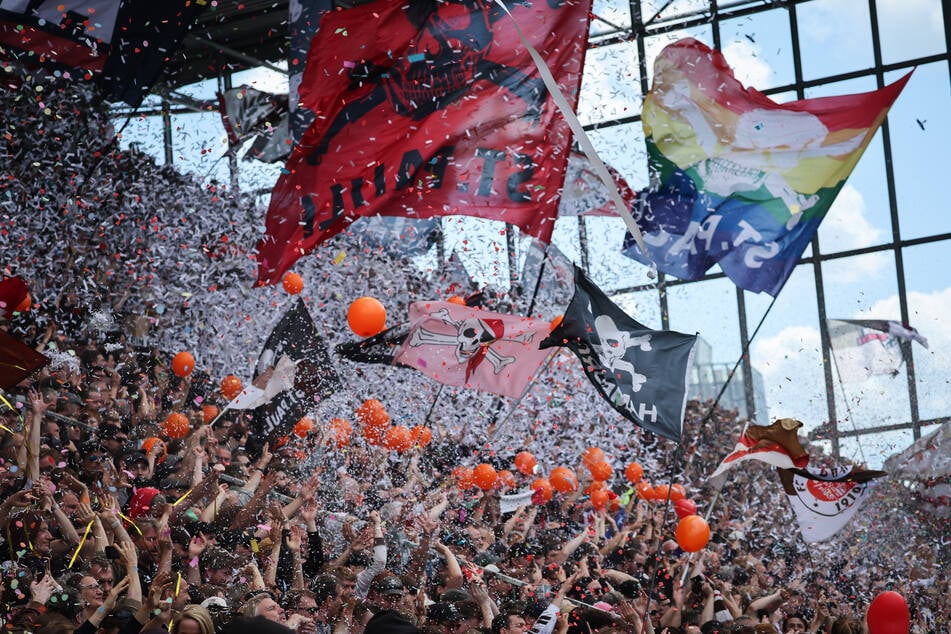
<box><xmin>828</xmin><ymin>352</ymin><xmax>868</xmax><ymax>465</ymax></box>
<box><xmin>487</xmin><ymin>349</ymin><xmax>559</xmax><ymax>441</ymax></box>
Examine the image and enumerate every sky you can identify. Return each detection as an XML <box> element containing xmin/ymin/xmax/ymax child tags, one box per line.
<box><xmin>113</xmin><ymin>0</ymin><xmax>949</xmax><ymax>468</ymax></box>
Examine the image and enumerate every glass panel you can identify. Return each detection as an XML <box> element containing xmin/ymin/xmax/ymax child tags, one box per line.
<box><xmin>885</xmin><ymin>63</ymin><xmax>951</xmax><ymax>240</ymax></box>
<box><xmin>901</xmin><ymin>241</ymin><xmax>951</xmax><ymax>422</ymax></box>
<box><xmin>612</xmin><ymin>289</ymin><xmax>662</xmax><ymax>327</ymax></box>
<box><xmin>169</xmin><ymin>111</ymin><xmax>231</xmax><ymax>183</ymax></box>
<box><xmin>591</xmin><ymin>0</ymin><xmax>632</xmax><ymax>37</ymax></box>
<box><xmin>839</xmin><ymin>429</ymin><xmax>913</xmax><ymax>469</ymax></box>
<box><xmin>114</xmin><ymin>112</ymin><xmax>167</xmax><ymax>161</ymax></box>
<box><xmin>173</xmin><ymin>77</ymin><xmax>220</xmax><ymax>101</ymax></box>
<box><xmin>583</xmin><ymin>216</ymin><xmax>655</xmax><ymax>291</ymax></box>
<box><xmin>748</xmin><ymin>264</ymin><xmax>827</xmax><ymax>429</ymax></box>
<box><xmin>877</xmin><ymin>0</ymin><xmax>947</xmax><ymax>65</ymax></box>
<box><xmin>578</xmin><ymin>41</ymin><xmax>643</xmax><ymax>126</ymax></box>
<box><xmin>797</xmin><ymin>0</ymin><xmax>875</xmax><ymax>81</ymax></box>
<box><xmin>640</xmin><ymin>0</ymin><xmax>711</xmax><ymax>23</ymax></box>
<box><xmin>230</xmin><ymin>65</ymin><xmax>290</xmax><ymax>95</ymax></box>
<box><xmin>717</xmin><ymin>9</ymin><xmax>795</xmax><ymax>91</ymax></box>
<box><xmin>822</xmin><ymin>253</ymin><xmax>898</xmax><ymax>319</ymax></box>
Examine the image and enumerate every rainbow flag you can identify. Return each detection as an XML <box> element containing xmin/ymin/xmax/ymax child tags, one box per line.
<box><xmin>623</xmin><ymin>39</ymin><xmax>911</xmax><ymax>296</ymax></box>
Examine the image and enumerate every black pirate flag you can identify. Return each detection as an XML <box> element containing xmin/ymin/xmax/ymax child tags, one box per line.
<box><xmin>249</xmin><ymin>299</ymin><xmax>341</xmax><ymax>448</ymax></box>
<box><xmin>540</xmin><ymin>266</ymin><xmax>697</xmax><ymax>442</ymax></box>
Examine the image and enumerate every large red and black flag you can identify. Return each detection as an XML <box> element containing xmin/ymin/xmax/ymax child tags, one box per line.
<box><xmin>0</xmin><ymin>1</ymin><xmax>207</xmax><ymax>106</ymax></box>
<box><xmin>540</xmin><ymin>266</ymin><xmax>697</xmax><ymax>442</ymax></box>
<box><xmin>255</xmin><ymin>0</ymin><xmax>593</xmax><ymax>285</ymax></box>
<box><xmin>0</xmin><ymin>330</ymin><xmax>48</xmax><ymax>390</ymax></box>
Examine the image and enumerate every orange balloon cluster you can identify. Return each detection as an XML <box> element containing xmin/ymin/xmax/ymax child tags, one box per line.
<box><xmin>384</xmin><ymin>425</ymin><xmax>413</xmax><ymax>453</ymax></box>
<box><xmin>171</xmin><ymin>351</ymin><xmax>195</xmax><ymax>378</ymax></box>
<box><xmin>162</xmin><ymin>412</ymin><xmax>190</xmax><ymax>439</ymax></box>
<box><xmin>411</xmin><ymin>425</ymin><xmax>433</xmax><ymax>448</ymax></box>
<box><xmin>531</xmin><ymin>478</ymin><xmax>553</xmax><ymax>503</ymax></box>
<box><xmin>472</xmin><ymin>464</ymin><xmax>498</xmax><ymax>490</ymax></box>
<box><xmin>293</xmin><ymin>417</ymin><xmax>315</xmax><ymax>438</ymax></box>
<box><xmin>282</xmin><ymin>272</ymin><xmax>304</xmax><ymax>295</ymax></box>
<box><xmin>453</xmin><ymin>466</ymin><xmax>474</xmax><ymax>490</ymax></box>
<box><xmin>328</xmin><ymin>418</ymin><xmax>352</xmax><ymax>448</ymax></box>
<box><xmin>347</xmin><ymin>297</ymin><xmax>386</xmax><ymax>338</ymax></box>
<box><xmin>356</xmin><ymin>399</ymin><xmax>390</xmax><ymax>428</ymax></box>
<box><xmin>549</xmin><ymin>467</ymin><xmax>578</xmax><ymax>493</ymax></box>
<box><xmin>220</xmin><ymin>375</ymin><xmax>243</xmax><ymax>400</ymax></box>
<box><xmin>624</xmin><ymin>462</ymin><xmax>644</xmax><ymax>484</ymax></box>
<box><xmin>514</xmin><ymin>451</ymin><xmax>537</xmax><ymax>475</ymax></box>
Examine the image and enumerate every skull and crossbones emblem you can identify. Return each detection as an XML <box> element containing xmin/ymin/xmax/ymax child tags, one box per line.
<box><xmin>408</xmin><ymin>308</ymin><xmax>534</xmax><ymax>378</ymax></box>
<box><xmin>592</xmin><ymin>312</ymin><xmax>651</xmax><ymax>391</ymax></box>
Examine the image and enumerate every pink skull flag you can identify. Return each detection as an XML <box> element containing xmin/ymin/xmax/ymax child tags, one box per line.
<box><xmin>393</xmin><ymin>301</ymin><xmax>551</xmax><ymax>398</ymax></box>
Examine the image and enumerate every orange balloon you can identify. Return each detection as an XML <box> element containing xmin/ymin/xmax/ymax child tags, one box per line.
<box><xmin>589</xmin><ymin>461</ymin><xmax>613</xmax><ymax>482</ymax></box>
<box><xmin>162</xmin><ymin>412</ymin><xmax>190</xmax><ymax>439</ymax></box>
<box><xmin>201</xmin><ymin>404</ymin><xmax>219</xmax><ymax>424</ymax></box>
<box><xmin>582</xmin><ymin>447</ymin><xmax>605</xmax><ymax>469</ymax></box>
<box><xmin>514</xmin><ymin>451</ymin><xmax>537</xmax><ymax>476</ymax></box>
<box><xmin>356</xmin><ymin>399</ymin><xmax>390</xmax><ymax>428</ymax></box>
<box><xmin>141</xmin><ymin>437</ymin><xmax>168</xmax><ymax>464</ymax></box>
<box><xmin>636</xmin><ymin>481</ymin><xmax>654</xmax><ymax>500</ymax></box>
<box><xmin>670</xmin><ymin>484</ymin><xmax>686</xmax><ymax>501</ymax></box>
<box><xmin>363</xmin><ymin>424</ymin><xmax>385</xmax><ymax>446</ymax></box>
<box><xmin>549</xmin><ymin>314</ymin><xmax>564</xmax><ymax>332</ymax></box>
<box><xmin>329</xmin><ymin>418</ymin><xmax>352</xmax><ymax>448</ymax></box>
<box><xmin>447</xmin><ymin>295</ymin><xmax>466</xmax><ymax>306</ymax></box>
<box><xmin>624</xmin><ymin>462</ymin><xmax>644</xmax><ymax>484</ymax></box>
<box><xmin>585</xmin><ymin>480</ymin><xmax>606</xmax><ymax>496</ymax></box>
<box><xmin>347</xmin><ymin>297</ymin><xmax>386</xmax><ymax>337</ymax></box>
<box><xmin>171</xmin><ymin>351</ymin><xmax>195</xmax><ymax>378</ymax></box>
<box><xmin>590</xmin><ymin>488</ymin><xmax>610</xmax><ymax>510</ymax></box>
<box><xmin>531</xmin><ymin>478</ymin><xmax>553</xmax><ymax>503</ymax></box>
<box><xmin>472</xmin><ymin>463</ymin><xmax>498</xmax><ymax>490</ymax></box>
<box><xmin>220</xmin><ymin>375</ymin><xmax>243</xmax><ymax>400</ymax></box>
<box><xmin>549</xmin><ymin>466</ymin><xmax>578</xmax><ymax>493</ymax></box>
<box><xmin>384</xmin><ymin>425</ymin><xmax>413</xmax><ymax>452</ymax></box>
<box><xmin>14</xmin><ymin>292</ymin><xmax>31</xmax><ymax>313</ymax></box>
<box><xmin>675</xmin><ymin>515</ymin><xmax>711</xmax><ymax>552</ymax></box>
<box><xmin>498</xmin><ymin>470</ymin><xmax>517</xmax><ymax>490</ymax></box>
<box><xmin>453</xmin><ymin>466</ymin><xmax>474</xmax><ymax>490</ymax></box>
<box><xmin>293</xmin><ymin>417</ymin><xmax>315</xmax><ymax>438</ymax></box>
<box><xmin>653</xmin><ymin>484</ymin><xmax>671</xmax><ymax>502</ymax></box>
<box><xmin>282</xmin><ymin>271</ymin><xmax>304</xmax><ymax>295</ymax></box>
<box><xmin>411</xmin><ymin>425</ymin><xmax>433</xmax><ymax>448</ymax></box>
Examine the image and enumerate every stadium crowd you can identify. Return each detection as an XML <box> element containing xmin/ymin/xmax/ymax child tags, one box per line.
<box><xmin>0</xmin><ymin>311</ymin><xmax>948</xmax><ymax>634</ymax></box>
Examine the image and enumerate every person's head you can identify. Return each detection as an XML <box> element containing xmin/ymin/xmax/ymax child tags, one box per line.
<box><xmin>87</xmin><ymin>557</ymin><xmax>116</xmax><ymax>593</ymax></box>
<box><xmin>173</xmin><ymin>605</ymin><xmax>216</xmax><ymax>634</ymax></box>
<box><xmin>134</xmin><ymin>518</ymin><xmax>162</xmax><ymax>560</ymax></box>
<box><xmin>335</xmin><ymin>567</ymin><xmax>357</xmax><ymax>599</ymax></box>
<box><xmin>9</xmin><ymin>510</ymin><xmax>53</xmax><ymax>556</ymax></box>
<box><xmin>369</xmin><ymin>573</ymin><xmax>406</xmax><ymax>612</ymax></box>
<box><xmin>77</xmin><ymin>574</ymin><xmax>104</xmax><ymax>610</ymax></box>
<box><xmin>242</xmin><ymin>592</ymin><xmax>284</xmax><ymax>623</ymax></box>
<box><xmin>310</xmin><ymin>575</ymin><xmax>342</xmax><ymax>620</ymax></box>
<box><xmin>782</xmin><ymin>614</ymin><xmax>807</xmax><ymax>633</ymax></box>
<box><xmin>491</xmin><ymin>611</ymin><xmax>528</xmax><ymax>634</ymax></box>
<box><xmin>829</xmin><ymin>617</ymin><xmax>866</xmax><ymax>634</ymax></box>
<box><xmin>201</xmin><ymin>547</ymin><xmax>236</xmax><ymax>586</ymax></box>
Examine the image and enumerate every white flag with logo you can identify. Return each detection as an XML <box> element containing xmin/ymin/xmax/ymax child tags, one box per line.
<box><xmin>778</xmin><ymin>465</ymin><xmax>885</xmax><ymax>543</ymax></box>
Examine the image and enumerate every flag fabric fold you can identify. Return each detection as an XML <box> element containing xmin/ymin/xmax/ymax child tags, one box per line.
<box><xmin>540</xmin><ymin>265</ymin><xmax>697</xmax><ymax>442</ymax></box>
<box><xmin>778</xmin><ymin>465</ymin><xmax>886</xmax><ymax>542</ymax></box>
<box><xmin>217</xmin><ymin>86</ymin><xmax>291</xmax><ymax>164</ymax></box>
<box><xmin>709</xmin><ymin>419</ymin><xmax>810</xmax><ymax>480</ymax></box>
<box><xmin>622</xmin><ymin>38</ymin><xmax>911</xmax><ymax>296</ymax></box>
<box><xmin>248</xmin><ymin>299</ymin><xmax>341</xmax><ymax>448</ymax></box>
<box><xmin>0</xmin><ymin>331</ymin><xmax>49</xmax><ymax>390</ymax></box>
<box><xmin>255</xmin><ymin>0</ymin><xmax>592</xmax><ymax>285</ymax></box>
<box><xmin>827</xmin><ymin>319</ymin><xmax>921</xmax><ymax>381</ymax></box>
<box><xmin>392</xmin><ymin>301</ymin><xmax>551</xmax><ymax>398</ymax></box>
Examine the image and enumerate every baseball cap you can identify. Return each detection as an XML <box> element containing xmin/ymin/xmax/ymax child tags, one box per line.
<box><xmin>371</xmin><ymin>575</ymin><xmax>405</xmax><ymax>597</ymax></box>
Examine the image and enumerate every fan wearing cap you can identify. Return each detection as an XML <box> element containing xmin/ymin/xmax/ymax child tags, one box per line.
<box><xmin>368</xmin><ymin>574</ymin><xmax>411</xmax><ymax>620</ymax></box>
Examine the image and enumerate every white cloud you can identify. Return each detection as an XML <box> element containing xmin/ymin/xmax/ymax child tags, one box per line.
<box><xmin>819</xmin><ymin>184</ymin><xmax>888</xmax><ymax>282</ymax></box>
<box><xmin>720</xmin><ymin>40</ymin><xmax>773</xmax><ymax>89</ymax></box>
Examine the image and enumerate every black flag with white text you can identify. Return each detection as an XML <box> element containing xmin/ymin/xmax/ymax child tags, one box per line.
<box><xmin>540</xmin><ymin>266</ymin><xmax>697</xmax><ymax>442</ymax></box>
